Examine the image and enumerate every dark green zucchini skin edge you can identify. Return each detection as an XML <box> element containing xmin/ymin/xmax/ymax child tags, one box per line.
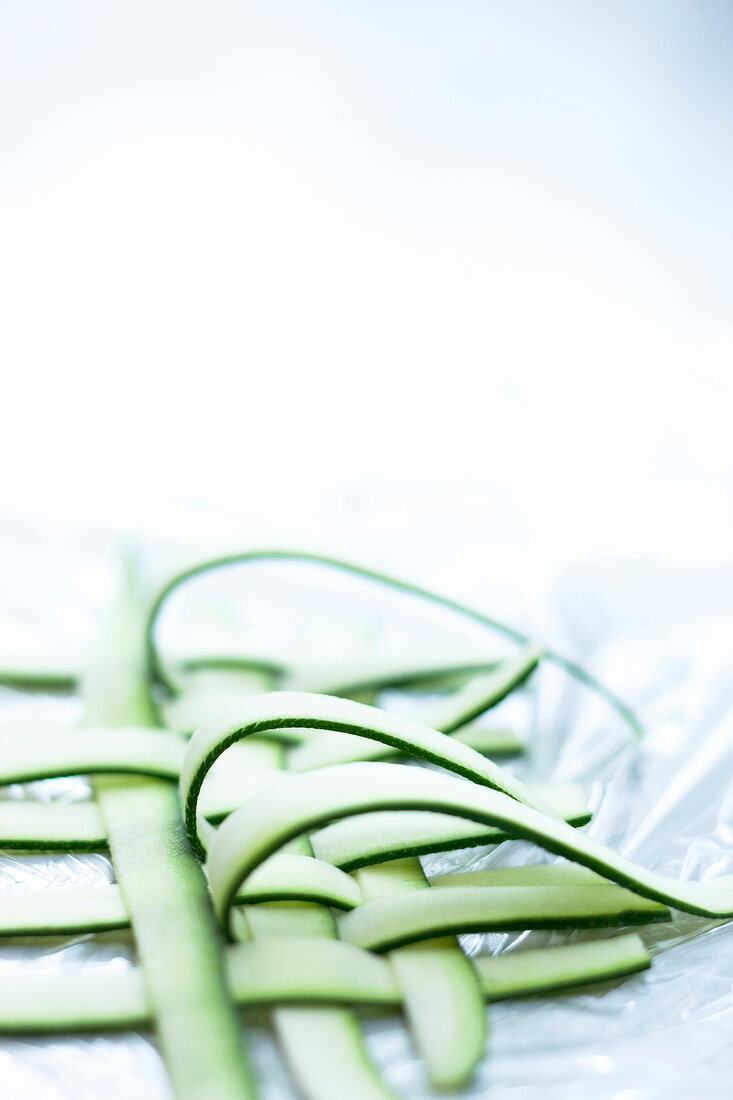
<box><xmin>143</xmin><ymin>550</ymin><xmax>642</xmax><ymax>738</ymax></box>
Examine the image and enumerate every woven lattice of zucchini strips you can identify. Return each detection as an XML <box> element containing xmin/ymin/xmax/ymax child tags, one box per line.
<box><xmin>1</xmin><ymin>551</ymin><xmax>730</xmax><ymax>1100</ymax></box>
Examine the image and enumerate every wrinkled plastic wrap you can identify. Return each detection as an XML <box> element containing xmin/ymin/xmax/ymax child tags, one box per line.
<box><xmin>1</xmin><ymin>544</ymin><xmax>732</xmax><ymax>1099</ymax></box>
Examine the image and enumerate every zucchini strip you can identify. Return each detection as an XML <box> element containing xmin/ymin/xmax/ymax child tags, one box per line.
<box><xmin>95</xmin><ymin>780</ymin><xmax>256</xmax><ymax>1100</ymax></box>
<box><xmin>475</xmin><ymin>932</ymin><xmax>652</xmax><ymax>1000</ymax></box>
<box><xmin>285</xmin><ymin>653</ymin><xmax>504</xmax><ymax>696</ymax></box>
<box><xmin>288</xmin><ymin>649</ymin><xmax>538</xmax><ymax>771</ymax></box>
<box><xmin>0</xmin><ymin>801</ymin><xmax>107</xmax><ymax>850</ymax></box>
<box><xmin>273</xmin><ymin>1004</ymin><xmax>398</xmax><ymax>1100</ymax></box>
<box><xmin>83</xmin><ymin>564</ymin><xmax>256</xmax><ymax>1100</ymax></box>
<box><xmin>227</xmin><ymin>936</ymin><xmax>399</xmax><ymax>1005</ymax></box>
<box><xmin>286</xmin><ymin>723</ymin><xmax>524</xmax><ymax>772</ymax></box>
<box><xmin>356</xmin><ymin>859</ymin><xmax>486</xmax><ymax>1090</ymax></box>
<box><xmin>338</xmin><ymin>884</ymin><xmax>670</xmax><ymax>952</ymax></box>
<box><xmin>0</xmin><ymin>657</ymin><xmax>78</xmax><ymax>693</ymax></box>
<box><xmin>181</xmin><ymin>691</ymin><xmax>554</xmax><ymax>860</ymax></box>
<box><xmin>0</xmin><ymin>968</ymin><xmax>150</xmax><ymax>1031</ymax></box>
<box><xmin>0</xmin><ymin>728</ymin><xmax>184</xmax><ymax>786</ymax></box>
<box><xmin>417</xmin><ymin>647</ymin><xmax>540</xmax><ymax>731</ymax></box>
<box><xmin>449</xmin><ymin>725</ymin><xmax>523</xmax><ymax>756</ymax></box>
<box><xmin>236</xmin><ymin>853</ymin><xmax>363</xmax><ymax>908</ymax></box>
<box><xmin>206</xmin><ymin>761</ymin><xmax>733</xmax><ymax>936</ymax></box>
<box><xmin>0</xmin><ymin>884</ymin><xmax>128</xmax><ymax>935</ymax></box>
<box><xmin>428</xmin><ymin>863</ymin><xmax>609</xmax><ymax>888</ymax></box>
<box><xmin>0</xmin><ymin>933</ymin><xmax>651</xmax><ymax>1031</ymax></box>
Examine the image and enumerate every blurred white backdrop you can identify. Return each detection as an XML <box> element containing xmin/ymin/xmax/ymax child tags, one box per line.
<box><xmin>1</xmin><ymin>0</ymin><xmax>732</xmax><ymax>581</ymax></box>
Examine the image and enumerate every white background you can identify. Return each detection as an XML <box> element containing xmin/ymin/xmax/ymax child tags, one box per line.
<box><xmin>1</xmin><ymin>0</ymin><xmax>732</xmax><ymax>584</ymax></box>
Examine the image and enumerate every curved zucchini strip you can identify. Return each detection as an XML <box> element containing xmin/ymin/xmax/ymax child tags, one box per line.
<box><xmin>180</xmin><ymin>654</ymin><xmax>287</xmax><ymax>680</ymax></box>
<box><xmin>288</xmin><ymin>649</ymin><xmax>538</xmax><ymax>772</ymax></box>
<box><xmin>310</xmin><ymin>781</ymin><xmax>591</xmax><ymax>871</ymax></box>
<box><xmin>338</xmin><ymin>884</ymin><xmax>669</xmax><ymax>952</ymax></box>
<box><xmin>286</xmin><ymin>653</ymin><xmax>503</xmax><ymax>696</ymax></box>
<box><xmin>207</xmin><ymin>762</ymin><xmax>733</xmax><ymax>937</ymax></box>
<box><xmin>181</xmin><ymin>692</ymin><xmax>552</xmax><ymax>859</ymax></box>
<box><xmin>0</xmin><ymin>933</ymin><xmax>651</xmax><ymax>1031</ymax></box>
<box><xmin>0</xmin><ymin>728</ymin><xmax>184</xmax><ymax>786</ymax></box>
<box><xmin>0</xmin><ymin>768</ymin><xmax>577</xmax><ymax>856</ymax></box>
<box><xmin>236</xmin><ymin>853</ymin><xmax>362</xmax><ymax>909</ymax></box>
<box><xmin>145</xmin><ymin>549</ymin><xmax>642</xmax><ymax>738</ymax></box>
<box><xmin>287</xmin><ymin>722</ymin><xmax>524</xmax><ymax>773</ymax></box>
<box><xmin>408</xmin><ymin>646</ymin><xmax>540</xmax><ymax>733</ymax></box>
